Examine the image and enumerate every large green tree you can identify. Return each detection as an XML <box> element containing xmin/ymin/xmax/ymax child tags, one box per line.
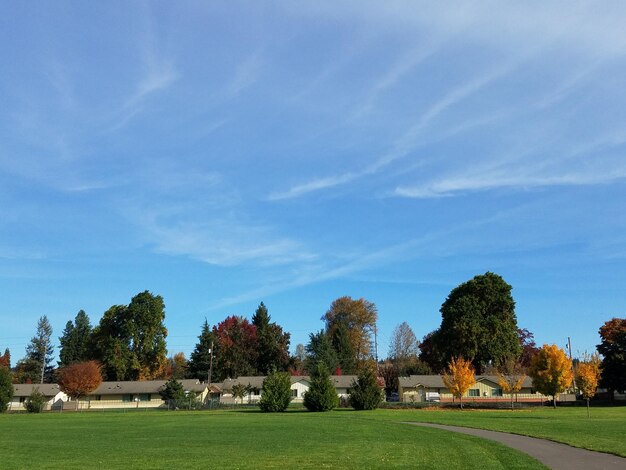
<box><xmin>258</xmin><ymin>370</ymin><xmax>292</xmax><ymax>412</ymax></box>
<box><xmin>252</xmin><ymin>303</ymin><xmax>291</xmax><ymax>374</ymax></box>
<box><xmin>597</xmin><ymin>317</ymin><xmax>626</xmax><ymax>394</ymax></box>
<box><xmin>187</xmin><ymin>319</ymin><xmax>215</xmax><ymax>381</ymax></box>
<box><xmin>430</xmin><ymin>272</ymin><xmax>521</xmax><ymax>373</ymax></box>
<box><xmin>305</xmin><ymin>330</ymin><xmax>338</xmax><ymax>374</ymax></box>
<box><xmin>58</xmin><ymin>310</ymin><xmax>93</xmax><ymax>367</ymax></box>
<box><xmin>93</xmin><ymin>291</ymin><xmax>168</xmax><ymax>381</ymax></box>
<box><xmin>331</xmin><ymin>322</ymin><xmax>356</xmax><ymax>374</ymax></box>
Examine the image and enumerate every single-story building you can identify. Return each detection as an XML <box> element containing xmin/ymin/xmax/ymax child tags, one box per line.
<box><xmin>219</xmin><ymin>375</ymin><xmax>360</xmax><ymax>404</ymax></box>
<box><xmin>398</xmin><ymin>375</ymin><xmax>550</xmax><ymax>403</ymax></box>
<box><xmin>78</xmin><ymin>379</ymin><xmax>215</xmax><ymax>409</ymax></box>
<box><xmin>9</xmin><ymin>383</ymin><xmax>68</xmax><ymax>411</ymax></box>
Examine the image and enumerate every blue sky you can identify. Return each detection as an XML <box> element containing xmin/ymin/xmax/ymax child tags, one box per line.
<box><xmin>1</xmin><ymin>2</ymin><xmax>625</xmax><ymax>363</ymax></box>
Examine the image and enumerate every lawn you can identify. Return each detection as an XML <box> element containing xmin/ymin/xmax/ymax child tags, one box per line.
<box><xmin>0</xmin><ymin>409</ymin><xmax>545</xmax><ymax>469</ymax></box>
<box><xmin>369</xmin><ymin>405</ymin><xmax>626</xmax><ymax>457</ymax></box>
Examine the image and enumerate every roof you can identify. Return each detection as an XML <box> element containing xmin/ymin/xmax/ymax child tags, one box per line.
<box><xmin>220</xmin><ymin>375</ymin><xmax>359</xmax><ymax>392</ymax></box>
<box><xmin>89</xmin><ymin>379</ymin><xmax>208</xmax><ymax>395</ymax></box>
<box><xmin>399</xmin><ymin>375</ymin><xmax>534</xmax><ymax>389</ymax></box>
<box><xmin>13</xmin><ymin>383</ymin><xmax>65</xmax><ymax>398</ymax></box>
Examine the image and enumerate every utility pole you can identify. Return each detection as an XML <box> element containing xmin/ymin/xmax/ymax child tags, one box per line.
<box><xmin>374</xmin><ymin>325</ymin><xmax>379</xmax><ymax>372</ymax></box>
<box><xmin>568</xmin><ymin>336</ymin><xmax>576</xmax><ymax>393</ymax></box>
<box><xmin>40</xmin><ymin>341</ymin><xmax>47</xmax><ymax>384</ymax></box>
<box><xmin>208</xmin><ymin>340</ymin><xmax>214</xmax><ymax>386</ymax></box>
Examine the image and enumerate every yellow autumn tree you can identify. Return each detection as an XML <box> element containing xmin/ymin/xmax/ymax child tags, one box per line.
<box><xmin>442</xmin><ymin>357</ymin><xmax>475</xmax><ymax>409</ymax></box>
<box><xmin>575</xmin><ymin>354</ymin><xmax>601</xmax><ymax>418</ymax></box>
<box><xmin>528</xmin><ymin>344</ymin><xmax>573</xmax><ymax>408</ymax></box>
<box><xmin>496</xmin><ymin>358</ymin><xmax>526</xmax><ymax>410</ymax></box>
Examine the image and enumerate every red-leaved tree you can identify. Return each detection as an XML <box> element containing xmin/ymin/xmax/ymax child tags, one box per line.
<box><xmin>213</xmin><ymin>316</ymin><xmax>258</xmax><ymax>381</ymax></box>
<box><xmin>57</xmin><ymin>361</ymin><xmax>103</xmax><ymax>399</ymax></box>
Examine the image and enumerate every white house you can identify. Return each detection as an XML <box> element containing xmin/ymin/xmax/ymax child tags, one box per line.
<box><xmin>9</xmin><ymin>384</ymin><xmax>68</xmax><ymax>411</ymax></box>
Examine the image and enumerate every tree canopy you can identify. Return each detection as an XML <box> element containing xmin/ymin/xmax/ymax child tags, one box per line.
<box><xmin>252</xmin><ymin>302</ymin><xmax>291</xmax><ymax>375</ymax></box>
<box><xmin>430</xmin><ymin>272</ymin><xmax>521</xmax><ymax>373</ymax></box>
<box><xmin>597</xmin><ymin>317</ymin><xmax>626</xmax><ymax>394</ymax></box>
<box><xmin>93</xmin><ymin>291</ymin><xmax>168</xmax><ymax>381</ymax></box>
<box><xmin>20</xmin><ymin>316</ymin><xmax>54</xmax><ymax>383</ymax></box>
<box><xmin>58</xmin><ymin>310</ymin><xmax>93</xmax><ymax>367</ymax></box>
<box><xmin>187</xmin><ymin>320</ymin><xmax>214</xmax><ymax>381</ymax></box>
<box><xmin>57</xmin><ymin>361</ymin><xmax>103</xmax><ymax>399</ymax></box>
<box><xmin>213</xmin><ymin>316</ymin><xmax>257</xmax><ymax>381</ymax></box>
<box><xmin>528</xmin><ymin>344</ymin><xmax>573</xmax><ymax>408</ymax></box>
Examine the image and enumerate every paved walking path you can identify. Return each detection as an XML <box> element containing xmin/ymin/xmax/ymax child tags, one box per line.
<box><xmin>404</xmin><ymin>422</ymin><xmax>626</xmax><ymax>470</ymax></box>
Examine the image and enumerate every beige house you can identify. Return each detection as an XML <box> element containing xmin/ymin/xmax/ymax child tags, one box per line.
<box><xmin>9</xmin><ymin>384</ymin><xmax>68</xmax><ymax>411</ymax></box>
<box><xmin>398</xmin><ymin>375</ymin><xmax>548</xmax><ymax>403</ymax></box>
<box><xmin>220</xmin><ymin>375</ymin><xmax>359</xmax><ymax>404</ymax></box>
<box><xmin>79</xmin><ymin>379</ymin><xmax>213</xmax><ymax>409</ymax></box>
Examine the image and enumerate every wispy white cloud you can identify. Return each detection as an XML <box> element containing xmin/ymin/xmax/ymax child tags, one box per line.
<box><xmin>269</xmin><ymin>61</ymin><xmax>516</xmax><ymax>200</ymax></box>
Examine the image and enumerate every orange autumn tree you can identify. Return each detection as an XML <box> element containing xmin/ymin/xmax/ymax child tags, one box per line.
<box><xmin>575</xmin><ymin>354</ymin><xmax>602</xmax><ymax>418</ymax></box>
<box><xmin>496</xmin><ymin>358</ymin><xmax>527</xmax><ymax>410</ymax></box>
<box><xmin>442</xmin><ymin>357</ymin><xmax>475</xmax><ymax>409</ymax></box>
<box><xmin>57</xmin><ymin>361</ymin><xmax>103</xmax><ymax>400</ymax></box>
<box><xmin>529</xmin><ymin>344</ymin><xmax>573</xmax><ymax>408</ymax></box>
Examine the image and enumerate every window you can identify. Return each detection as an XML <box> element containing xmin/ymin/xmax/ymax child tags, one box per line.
<box><xmin>95</xmin><ymin>395</ymin><xmax>101</xmax><ymax>401</ymax></box>
<box><xmin>468</xmin><ymin>389</ymin><xmax>480</xmax><ymax>397</ymax></box>
<box><xmin>492</xmin><ymin>388</ymin><xmax>503</xmax><ymax>397</ymax></box>
<box><xmin>138</xmin><ymin>394</ymin><xmax>151</xmax><ymax>402</ymax></box>
<box><xmin>291</xmin><ymin>389</ymin><xmax>298</xmax><ymax>398</ymax></box>
<box><xmin>122</xmin><ymin>394</ymin><xmax>133</xmax><ymax>402</ymax></box>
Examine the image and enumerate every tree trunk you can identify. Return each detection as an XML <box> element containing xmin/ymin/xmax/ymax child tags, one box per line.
<box><xmin>587</xmin><ymin>398</ymin><xmax>590</xmax><ymax>418</ymax></box>
<box><xmin>552</xmin><ymin>395</ymin><xmax>557</xmax><ymax>409</ymax></box>
<box><xmin>510</xmin><ymin>394</ymin><xmax>514</xmax><ymax>410</ymax></box>
<box><xmin>459</xmin><ymin>396</ymin><xmax>463</xmax><ymax>410</ymax></box>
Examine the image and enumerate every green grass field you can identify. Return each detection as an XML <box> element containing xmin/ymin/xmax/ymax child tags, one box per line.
<box><xmin>0</xmin><ymin>409</ymin><xmax>547</xmax><ymax>469</ymax></box>
<box><xmin>371</xmin><ymin>405</ymin><xmax>626</xmax><ymax>457</ymax></box>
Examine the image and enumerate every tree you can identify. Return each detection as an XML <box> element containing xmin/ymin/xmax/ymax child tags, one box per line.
<box><xmin>303</xmin><ymin>362</ymin><xmax>339</xmax><ymax>412</ymax></box>
<box><xmin>528</xmin><ymin>344</ymin><xmax>574</xmax><ymax>408</ymax></box>
<box><xmin>259</xmin><ymin>371</ymin><xmax>292</xmax><ymax>412</ymax></box>
<box><xmin>160</xmin><ymin>378</ymin><xmax>186</xmax><ymax>401</ymax></box>
<box><xmin>431</xmin><ymin>273</ymin><xmax>521</xmax><ymax>373</ymax></box>
<box><xmin>576</xmin><ymin>354</ymin><xmax>602</xmax><ymax>418</ymax></box>
<box><xmin>419</xmin><ymin>330</ymin><xmax>445</xmax><ymax>373</ymax></box>
<box><xmin>442</xmin><ymin>357</ymin><xmax>475</xmax><ymax>409</ymax></box>
<box><xmin>305</xmin><ymin>330</ymin><xmax>338</xmax><ymax>374</ymax></box>
<box><xmin>597</xmin><ymin>318</ymin><xmax>626</xmax><ymax>395</ymax></box>
<box><xmin>322</xmin><ymin>297</ymin><xmax>378</xmax><ymax>366</ymax></box>
<box><xmin>331</xmin><ymin>322</ymin><xmax>356</xmax><ymax>374</ymax></box>
<box><xmin>518</xmin><ymin>328</ymin><xmax>540</xmax><ymax>369</ymax></box>
<box><xmin>213</xmin><ymin>316</ymin><xmax>258</xmax><ymax>381</ymax></box>
<box><xmin>252</xmin><ymin>303</ymin><xmax>291</xmax><ymax>374</ymax></box>
<box><xmin>389</xmin><ymin>322</ymin><xmax>419</xmax><ymax>361</ymax></box>
<box><xmin>349</xmin><ymin>366</ymin><xmax>384</xmax><ymax>410</ymax></box>
<box><xmin>25</xmin><ymin>316</ymin><xmax>54</xmax><ymax>383</ymax></box>
<box><xmin>0</xmin><ymin>348</ymin><xmax>10</xmax><ymax>369</ymax></box>
<box><xmin>169</xmin><ymin>352</ymin><xmax>188</xmax><ymax>380</ymax></box>
<box><xmin>24</xmin><ymin>388</ymin><xmax>46</xmax><ymax>413</ymax></box>
<box><xmin>58</xmin><ymin>310</ymin><xmax>93</xmax><ymax>367</ymax></box>
<box><xmin>0</xmin><ymin>367</ymin><xmax>12</xmax><ymax>412</ymax></box>
<box><xmin>93</xmin><ymin>291</ymin><xmax>168</xmax><ymax>381</ymax></box>
<box><xmin>187</xmin><ymin>320</ymin><xmax>214</xmax><ymax>381</ymax></box>
<box><xmin>496</xmin><ymin>359</ymin><xmax>527</xmax><ymax>409</ymax></box>
<box><xmin>231</xmin><ymin>383</ymin><xmax>249</xmax><ymax>405</ymax></box>
<box><xmin>57</xmin><ymin>361</ymin><xmax>103</xmax><ymax>399</ymax></box>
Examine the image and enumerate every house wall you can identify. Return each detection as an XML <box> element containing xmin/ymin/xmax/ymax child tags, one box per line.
<box><xmin>400</xmin><ymin>383</ymin><xmax>548</xmax><ymax>403</ymax></box>
<box><xmin>8</xmin><ymin>395</ymin><xmax>65</xmax><ymax>411</ymax></box>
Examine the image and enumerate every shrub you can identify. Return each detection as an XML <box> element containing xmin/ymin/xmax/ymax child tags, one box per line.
<box><xmin>25</xmin><ymin>388</ymin><xmax>46</xmax><ymax>413</ymax></box>
<box><xmin>0</xmin><ymin>368</ymin><xmax>12</xmax><ymax>412</ymax></box>
<box><xmin>304</xmin><ymin>362</ymin><xmax>338</xmax><ymax>412</ymax></box>
<box><xmin>349</xmin><ymin>367</ymin><xmax>384</xmax><ymax>410</ymax></box>
<box><xmin>259</xmin><ymin>370</ymin><xmax>292</xmax><ymax>412</ymax></box>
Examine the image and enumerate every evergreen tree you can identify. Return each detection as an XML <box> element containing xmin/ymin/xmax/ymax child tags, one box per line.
<box><xmin>59</xmin><ymin>310</ymin><xmax>93</xmax><ymax>367</ymax></box>
<box><xmin>332</xmin><ymin>322</ymin><xmax>356</xmax><ymax>374</ymax></box>
<box><xmin>258</xmin><ymin>370</ymin><xmax>292</xmax><ymax>412</ymax></box>
<box><xmin>25</xmin><ymin>316</ymin><xmax>54</xmax><ymax>383</ymax></box>
<box><xmin>252</xmin><ymin>302</ymin><xmax>291</xmax><ymax>374</ymax></box>
<box><xmin>303</xmin><ymin>362</ymin><xmax>338</xmax><ymax>412</ymax></box>
<box><xmin>159</xmin><ymin>378</ymin><xmax>186</xmax><ymax>401</ymax></box>
<box><xmin>305</xmin><ymin>330</ymin><xmax>338</xmax><ymax>374</ymax></box>
<box><xmin>349</xmin><ymin>366</ymin><xmax>384</xmax><ymax>411</ymax></box>
<box><xmin>0</xmin><ymin>348</ymin><xmax>10</xmax><ymax>369</ymax></box>
<box><xmin>0</xmin><ymin>367</ymin><xmax>12</xmax><ymax>412</ymax></box>
<box><xmin>187</xmin><ymin>320</ymin><xmax>214</xmax><ymax>381</ymax></box>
